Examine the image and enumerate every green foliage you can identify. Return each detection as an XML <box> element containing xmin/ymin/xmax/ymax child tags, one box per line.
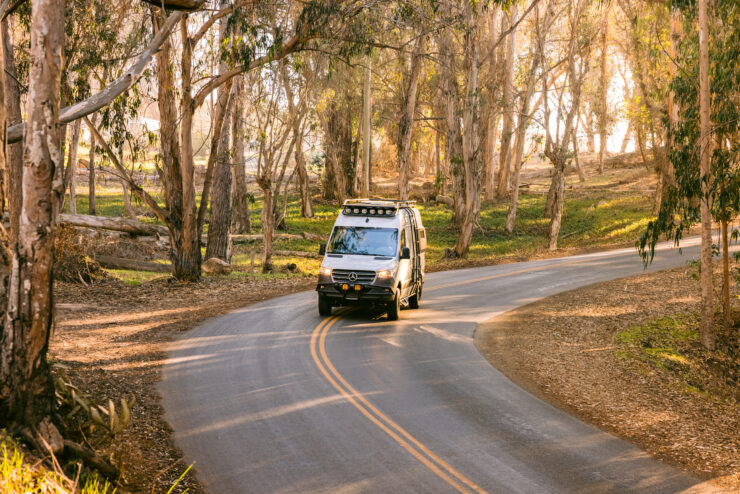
<box><xmin>0</xmin><ymin>433</ymin><xmax>113</xmax><ymax>494</ymax></box>
<box><xmin>53</xmin><ymin>363</ymin><xmax>135</xmax><ymax>439</ymax></box>
<box><xmin>638</xmin><ymin>0</ymin><xmax>740</xmax><ymax>263</ymax></box>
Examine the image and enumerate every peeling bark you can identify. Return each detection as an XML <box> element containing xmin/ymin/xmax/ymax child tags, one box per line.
<box><xmin>0</xmin><ymin>0</ymin><xmax>64</xmax><ymax>439</ymax></box>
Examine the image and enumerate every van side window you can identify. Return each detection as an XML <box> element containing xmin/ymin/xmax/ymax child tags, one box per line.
<box><xmin>400</xmin><ymin>229</ymin><xmax>406</xmax><ymax>255</ymax></box>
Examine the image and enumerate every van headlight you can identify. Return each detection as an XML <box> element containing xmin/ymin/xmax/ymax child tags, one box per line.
<box><xmin>319</xmin><ymin>267</ymin><xmax>332</xmax><ymax>276</ymax></box>
<box><xmin>377</xmin><ymin>270</ymin><xmax>393</xmax><ymax>279</ymax></box>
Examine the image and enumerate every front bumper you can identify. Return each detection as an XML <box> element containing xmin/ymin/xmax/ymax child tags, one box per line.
<box><xmin>316</xmin><ymin>282</ymin><xmax>395</xmax><ymax>305</ymax></box>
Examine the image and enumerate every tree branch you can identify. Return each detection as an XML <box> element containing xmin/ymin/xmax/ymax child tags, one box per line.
<box><xmin>83</xmin><ymin>116</ymin><xmax>171</xmax><ymax>226</ymax></box>
<box><xmin>192</xmin><ymin>0</ymin><xmax>258</xmax><ymax>44</ymax></box>
<box><xmin>193</xmin><ymin>26</ymin><xmax>316</xmax><ymax>108</ymax></box>
<box><xmin>140</xmin><ymin>0</ymin><xmax>206</xmax><ymax>11</ymax></box>
<box><xmin>8</xmin><ymin>11</ymin><xmax>184</xmax><ymax>143</ymax></box>
<box><xmin>0</xmin><ymin>0</ymin><xmax>25</xmax><ymax>21</ymax></box>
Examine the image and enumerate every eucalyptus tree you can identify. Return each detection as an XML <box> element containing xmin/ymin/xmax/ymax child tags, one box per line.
<box><xmin>639</xmin><ymin>0</ymin><xmax>739</xmax><ymax>348</ymax></box>
<box><xmin>506</xmin><ymin>1</ymin><xmax>553</xmax><ymax>232</ymax></box>
<box><xmin>541</xmin><ymin>0</ymin><xmax>594</xmax><ymax>250</ymax></box>
<box><xmin>0</xmin><ymin>0</ymin><xmax>65</xmax><ymax>450</ymax></box>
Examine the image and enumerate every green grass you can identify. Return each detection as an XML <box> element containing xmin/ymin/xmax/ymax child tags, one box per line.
<box><xmin>71</xmin><ymin>170</ymin><xmax>655</xmax><ymax>283</ymax></box>
<box><xmin>106</xmin><ymin>269</ymin><xmax>168</xmax><ymax>286</ymax></box>
<box><xmin>0</xmin><ymin>433</ymin><xmax>113</xmax><ymax>493</ymax></box>
<box><xmin>614</xmin><ymin>313</ymin><xmax>701</xmax><ymax>379</ymax></box>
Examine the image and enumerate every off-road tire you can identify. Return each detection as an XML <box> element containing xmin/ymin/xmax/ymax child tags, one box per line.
<box><xmin>408</xmin><ymin>285</ymin><xmax>422</xmax><ymax>309</ymax></box>
<box><xmin>318</xmin><ymin>294</ymin><xmax>332</xmax><ymax>316</ymax></box>
<box><xmin>387</xmin><ymin>289</ymin><xmax>401</xmax><ymax>321</ymax></box>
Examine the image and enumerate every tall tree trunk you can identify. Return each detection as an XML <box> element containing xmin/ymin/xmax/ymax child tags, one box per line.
<box><xmin>3</xmin><ymin>19</ymin><xmax>22</xmax><ymax>243</ymax></box>
<box><xmin>397</xmin><ymin>36</ymin><xmax>424</xmax><ymax>201</ymax></box>
<box><xmin>362</xmin><ymin>62</ymin><xmax>371</xmax><ymax>197</ymax></box>
<box><xmin>583</xmin><ymin>110</ymin><xmax>596</xmax><ymax>153</ymax></box>
<box><xmin>231</xmin><ymin>77</ymin><xmax>251</xmax><ymax>232</ymax></box>
<box><xmin>698</xmin><ymin>0</ymin><xmax>714</xmax><ymax>349</ymax></box>
<box><xmin>437</xmin><ymin>27</ymin><xmax>464</xmax><ymax>226</ymax></box>
<box><xmin>260</xmin><ymin>187</ymin><xmax>274</xmax><ymax>272</ymax></box>
<box><xmin>597</xmin><ymin>2</ymin><xmax>610</xmax><ymax>174</ymax></box>
<box><xmin>506</xmin><ymin>50</ymin><xmax>540</xmax><ymax>231</ymax></box>
<box><xmin>721</xmin><ymin>217</ymin><xmax>731</xmax><ymax>327</ymax></box>
<box><xmin>547</xmin><ymin>159</ymin><xmax>566</xmax><ymax>250</ymax></box>
<box><xmin>176</xmin><ymin>17</ymin><xmax>201</xmax><ymax>281</ymax></box>
<box><xmin>0</xmin><ymin>0</ymin><xmax>64</xmax><ymax>448</ymax></box>
<box><xmin>205</xmin><ymin>88</ymin><xmax>234</xmax><ymax>262</ymax></box>
<box><xmin>295</xmin><ymin>128</ymin><xmax>313</xmax><ymax>218</ymax></box>
<box><xmin>153</xmin><ymin>11</ymin><xmax>186</xmax><ymax>280</ymax></box>
<box><xmin>496</xmin><ymin>7</ymin><xmax>517</xmax><ymax>199</ymax></box>
<box><xmin>323</xmin><ymin>120</ymin><xmax>346</xmax><ymax>203</ymax></box>
<box><xmin>66</xmin><ymin>119</ymin><xmax>81</xmax><ymax>214</ymax></box>
<box><xmin>484</xmin><ymin>110</ymin><xmax>500</xmax><ymax>201</ymax></box>
<box><xmin>452</xmin><ymin>4</ymin><xmax>480</xmax><ymax>258</ymax></box>
<box><xmin>88</xmin><ymin>114</ymin><xmax>98</xmax><ymax>215</ymax></box>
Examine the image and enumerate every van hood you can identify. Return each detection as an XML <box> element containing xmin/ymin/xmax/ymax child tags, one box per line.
<box><xmin>321</xmin><ymin>254</ymin><xmax>398</xmax><ymax>272</ymax></box>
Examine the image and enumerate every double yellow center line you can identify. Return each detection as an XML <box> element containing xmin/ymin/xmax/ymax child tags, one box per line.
<box><xmin>310</xmin><ymin>312</ymin><xmax>486</xmax><ymax>493</ymax></box>
<box><xmin>308</xmin><ymin>253</ymin><xmax>629</xmax><ymax>492</ymax></box>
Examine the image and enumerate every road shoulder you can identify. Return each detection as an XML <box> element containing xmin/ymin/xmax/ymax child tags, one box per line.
<box><xmin>475</xmin><ymin>266</ymin><xmax>739</xmax><ymax>492</ymax></box>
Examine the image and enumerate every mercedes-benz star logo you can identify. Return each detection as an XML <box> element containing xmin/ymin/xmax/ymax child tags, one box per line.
<box><xmin>348</xmin><ymin>272</ymin><xmax>358</xmax><ymax>282</ymax></box>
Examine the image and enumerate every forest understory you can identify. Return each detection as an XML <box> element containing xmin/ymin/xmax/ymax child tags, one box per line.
<box><xmin>477</xmin><ymin>264</ymin><xmax>740</xmax><ymax>493</ymax></box>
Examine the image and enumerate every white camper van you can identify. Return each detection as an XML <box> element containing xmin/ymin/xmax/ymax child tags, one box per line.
<box><xmin>316</xmin><ymin>199</ymin><xmax>426</xmax><ymax>320</ymax></box>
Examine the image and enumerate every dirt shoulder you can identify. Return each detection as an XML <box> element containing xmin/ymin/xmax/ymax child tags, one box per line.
<box><xmin>475</xmin><ymin>267</ymin><xmax>740</xmax><ymax>492</ymax></box>
<box><xmin>53</xmin><ymin>275</ymin><xmax>315</xmax><ymax>493</ymax></box>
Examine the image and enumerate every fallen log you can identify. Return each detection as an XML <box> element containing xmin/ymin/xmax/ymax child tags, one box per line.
<box><xmin>274</xmin><ymin>250</ymin><xmax>321</xmax><ymax>259</ymax></box>
<box><xmin>94</xmin><ymin>255</ymin><xmax>171</xmax><ymax>273</ymax></box>
<box><xmin>59</xmin><ymin>214</ymin><xmax>169</xmax><ymax>237</ymax></box>
<box><xmin>230</xmin><ymin>231</ymin><xmax>325</xmax><ymax>243</ymax></box>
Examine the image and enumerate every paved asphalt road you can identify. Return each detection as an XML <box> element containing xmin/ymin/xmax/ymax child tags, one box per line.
<box><xmin>161</xmin><ymin>238</ymin><xmax>727</xmax><ymax>493</ymax></box>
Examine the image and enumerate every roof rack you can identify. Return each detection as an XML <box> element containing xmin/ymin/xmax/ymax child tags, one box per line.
<box><xmin>343</xmin><ymin>198</ymin><xmax>417</xmax><ymax>208</ymax></box>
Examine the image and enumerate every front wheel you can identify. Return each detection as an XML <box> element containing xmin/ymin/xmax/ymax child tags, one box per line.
<box><xmin>318</xmin><ymin>294</ymin><xmax>332</xmax><ymax>316</ymax></box>
<box><xmin>387</xmin><ymin>289</ymin><xmax>400</xmax><ymax>321</ymax></box>
<box><xmin>408</xmin><ymin>285</ymin><xmax>422</xmax><ymax>309</ymax></box>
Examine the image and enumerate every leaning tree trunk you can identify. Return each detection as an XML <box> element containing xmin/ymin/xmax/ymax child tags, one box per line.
<box><xmin>506</xmin><ymin>80</ymin><xmax>536</xmax><ymax>232</ymax></box>
<box><xmin>3</xmin><ymin>19</ymin><xmax>22</xmax><ymax>243</ymax></box>
<box><xmin>397</xmin><ymin>36</ymin><xmax>424</xmax><ymax>201</ymax></box>
<box><xmin>205</xmin><ymin>97</ymin><xmax>234</xmax><ymax>262</ymax></box>
<box><xmin>620</xmin><ymin>122</ymin><xmax>632</xmax><ymax>154</ymax></box>
<box><xmin>0</xmin><ymin>0</ymin><xmax>64</xmax><ymax>450</ymax></box>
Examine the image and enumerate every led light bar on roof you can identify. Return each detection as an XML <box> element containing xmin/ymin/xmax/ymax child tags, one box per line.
<box><xmin>342</xmin><ymin>206</ymin><xmax>397</xmax><ymax>217</ymax></box>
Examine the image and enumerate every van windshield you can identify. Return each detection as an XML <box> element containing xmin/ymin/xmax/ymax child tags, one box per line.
<box><xmin>327</xmin><ymin>227</ymin><xmax>398</xmax><ymax>257</ymax></box>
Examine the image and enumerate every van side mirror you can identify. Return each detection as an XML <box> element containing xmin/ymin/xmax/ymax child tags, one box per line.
<box><xmin>319</xmin><ymin>243</ymin><xmax>326</xmax><ymax>256</ymax></box>
<box><xmin>401</xmin><ymin>247</ymin><xmax>411</xmax><ymax>259</ymax></box>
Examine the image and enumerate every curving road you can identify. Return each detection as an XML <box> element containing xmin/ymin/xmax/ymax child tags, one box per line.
<box><xmin>161</xmin><ymin>238</ymin><xmax>725</xmax><ymax>493</ymax></box>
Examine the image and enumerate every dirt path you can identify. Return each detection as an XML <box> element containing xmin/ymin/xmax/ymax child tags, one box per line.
<box><xmin>476</xmin><ymin>267</ymin><xmax>740</xmax><ymax>492</ymax></box>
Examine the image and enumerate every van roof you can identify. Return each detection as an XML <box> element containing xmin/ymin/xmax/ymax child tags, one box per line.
<box><xmin>343</xmin><ymin>199</ymin><xmax>417</xmax><ymax>209</ymax></box>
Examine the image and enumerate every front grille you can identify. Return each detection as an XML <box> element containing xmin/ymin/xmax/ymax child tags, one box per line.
<box><xmin>332</xmin><ymin>269</ymin><xmax>376</xmax><ymax>284</ymax></box>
